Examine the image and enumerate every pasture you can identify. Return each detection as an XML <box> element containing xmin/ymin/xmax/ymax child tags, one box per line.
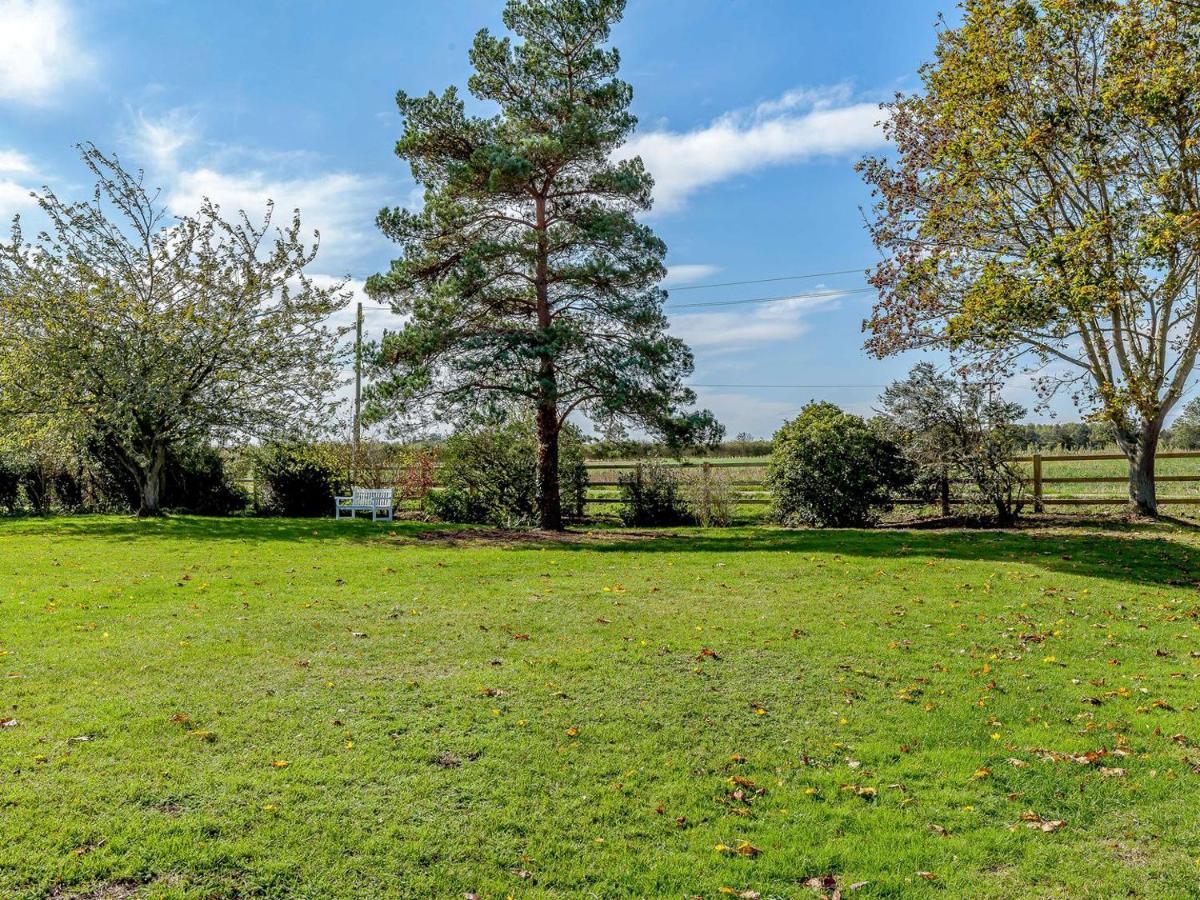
<box><xmin>2</xmin><ymin>516</ymin><xmax>1199</xmax><ymax>897</ymax></box>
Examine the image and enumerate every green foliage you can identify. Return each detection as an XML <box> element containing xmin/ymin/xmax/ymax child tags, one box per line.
<box><xmin>430</xmin><ymin>418</ymin><xmax>588</xmax><ymax>527</ymax></box>
<box><xmin>859</xmin><ymin>0</ymin><xmax>1200</xmax><ymax>513</ymax></box>
<box><xmin>0</xmin><ymin>457</ymin><xmax>20</xmax><ymax>513</ymax></box>
<box><xmin>617</xmin><ymin>459</ymin><xmax>689</xmax><ymax>526</ymax></box>
<box><xmin>0</xmin><ymin>145</ymin><xmax>347</xmax><ymax>516</ymax></box>
<box><xmin>365</xmin><ymin>0</ymin><xmax>716</xmax><ymax>527</ymax></box>
<box><xmin>166</xmin><ymin>446</ymin><xmax>248</xmax><ymax>516</ymax></box>
<box><xmin>1168</xmin><ymin>398</ymin><xmax>1200</xmax><ymax>450</ymax></box>
<box><xmin>768</xmin><ymin>402</ymin><xmax>913</xmax><ymax>527</ymax></box>
<box><xmin>680</xmin><ymin>464</ymin><xmax>735</xmax><ymax>528</ymax></box>
<box><xmin>878</xmin><ymin>363</ymin><xmax>1028</xmax><ymax>525</ymax></box>
<box><xmin>252</xmin><ymin>443</ymin><xmax>344</xmax><ymax>518</ymax></box>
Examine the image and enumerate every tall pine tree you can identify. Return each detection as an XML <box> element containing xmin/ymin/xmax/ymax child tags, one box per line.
<box><xmin>366</xmin><ymin>0</ymin><xmax>718</xmax><ymax>530</ymax></box>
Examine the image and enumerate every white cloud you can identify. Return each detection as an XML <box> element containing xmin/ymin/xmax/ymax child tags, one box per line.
<box><xmin>619</xmin><ymin>84</ymin><xmax>885</xmax><ymax>212</ymax></box>
<box><xmin>688</xmin><ymin>392</ymin><xmax>801</xmax><ymax>441</ymax></box>
<box><xmin>127</xmin><ymin>109</ymin><xmax>391</xmax><ymax>274</ymax></box>
<box><xmin>130</xmin><ymin>108</ymin><xmax>199</xmax><ymax>171</ymax></box>
<box><xmin>0</xmin><ymin>0</ymin><xmax>94</xmax><ymax>105</ymax></box>
<box><xmin>0</xmin><ymin>148</ymin><xmax>40</xmax><ymax>220</ymax></box>
<box><xmin>669</xmin><ymin>290</ymin><xmax>844</xmax><ymax>354</ymax></box>
<box><xmin>168</xmin><ymin>166</ymin><xmax>384</xmax><ymax>271</ymax></box>
<box><xmin>0</xmin><ymin>150</ymin><xmax>35</xmax><ymax>175</ymax></box>
<box><xmin>0</xmin><ymin>179</ymin><xmax>38</xmax><ymax>219</ymax></box>
<box><xmin>663</xmin><ymin>263</ymin><xmax>720</xmax><ymax>287</ymax></box>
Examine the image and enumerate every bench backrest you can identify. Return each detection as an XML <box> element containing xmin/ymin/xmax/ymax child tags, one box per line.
<box><xmin>351</xmin><ymin>487</ymin><xmax>394</xmax><ymax>507</ymax></box>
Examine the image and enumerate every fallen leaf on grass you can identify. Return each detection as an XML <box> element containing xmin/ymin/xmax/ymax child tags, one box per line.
<box><xmin>271</xmin><ymin>760</ymin><xmax>290</xmax><ymax>768</ymax></box>
<box><xmin>1013</xmin><ymin>812</ymin><xmax>1065</xmax><ymax>832</ymax></box>
<box><xmin>0</xmin><ymin>718</ymin><xmax>17</xmax><ymax>728</ymax></box>
<box><xmin>1099</xmin><ymin>767</ymin><xmax>1126</xmax><ymax>778</ymax></box>
<box><xmin>187</xmin><ymin>729</ymin><xmax>216</xmax><ymax>743</ymax></box>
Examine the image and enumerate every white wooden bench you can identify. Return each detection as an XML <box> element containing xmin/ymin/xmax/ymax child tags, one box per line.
<box><xmin>335</xmin><ymin>487</ymin><xmax>395</xmax><ymax>522</ymax></box>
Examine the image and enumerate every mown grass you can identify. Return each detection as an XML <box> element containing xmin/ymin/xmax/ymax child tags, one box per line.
<box><xmin>2</xmin><ymin>516</ymin><xmax>1200</xmax><ymax>898</ymax></box>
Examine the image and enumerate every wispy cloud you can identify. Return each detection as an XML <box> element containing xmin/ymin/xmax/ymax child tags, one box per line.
<box><xmin>668</xmin><ymin>289</ymin><xmax>845</xmax><ymax>354</ymax></box>
<box><xmin>129</xmin><ymin>107</ymin><xmax>199</xmax><ymax>171</ymax></box>
<box><xmin>663</xmin><ymin>263</ymin><xmax>720</xmax><ymax>287</ymax></box>
<box><xmin>0</xmin><ymin>150</ymin><xmax>35</xmax><ymax>175</ymax></box>
<box><xmin>0</xmin><ymin>147</ymin><xmax>41</xmax><ymax>220</ymax></box>
<box><xmin>0</xmin><ymin>0</ymin><xmax>95</xmax><ymax>106</ymax></box>
<box><xmin>128</xmin><ymin>108</ymin><xmax>392</xmax><ymax>274</ymax></box>
<box><xmin>619</xmin><ymin>84</ymin><xmax>885</xmax><ymax>213</ymax></box>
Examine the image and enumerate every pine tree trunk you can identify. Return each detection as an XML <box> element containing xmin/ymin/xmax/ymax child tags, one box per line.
<box><xmin>1118</xmin><ymin>420</ymin><xmax>1160</xmax><ymax>517</ymax></box>
<box><xmin>531</xmin><ymin>192</ymin><xmax>562</xmax><ymax>531</ymax></box>
<box><xmin>536</xmin><ymin>400</ymin><xmax>562</xmax><ymax>531</ymax></box>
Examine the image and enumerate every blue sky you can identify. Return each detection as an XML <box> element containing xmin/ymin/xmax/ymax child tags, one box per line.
<box><xmin>0</xmin><ymin>0</ymin><xmax>1025</xmax><ymax>438</ymax></box>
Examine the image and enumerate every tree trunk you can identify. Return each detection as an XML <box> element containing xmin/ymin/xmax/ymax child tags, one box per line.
<box><xmin>138</xmin><ymin>443</ymin><xmax>167</xmax><ymax>517</ymax></box>
<box><xmin>939</xmin><ymin>472</ymin><xmax>951</xmax><ymax>517</ymax></box>
<box><xmin>536</xmin><ymin>399</ymin><xmax>562</xmax><ymax>531</ymax></box>
<box><xmin>531</xmin><ymin>192</ymin><xmax>562</xmax><ymax>531</ymax></box>
<box><xmin>1120</xmin><ymin>421</ymin><xmax>1160</xmax><ymax>517</ymax></box>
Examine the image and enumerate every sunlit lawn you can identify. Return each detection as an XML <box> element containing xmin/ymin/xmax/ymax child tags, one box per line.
<box><xmin>2</xmin><ymin>516</ymin><xmax>1199</xmax><ymax>898</ymax></box>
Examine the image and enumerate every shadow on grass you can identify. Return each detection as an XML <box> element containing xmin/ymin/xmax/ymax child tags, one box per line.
<box><xmin>6</xmin><ymin>513</ymin><xmax>1199</xmax><ymax>591</ymax></box>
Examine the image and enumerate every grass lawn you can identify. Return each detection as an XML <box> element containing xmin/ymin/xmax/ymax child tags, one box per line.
<box><xmin>2</xmin><ymin>516</ymin><xmax>1200</xmax><ymax>898</ymax></box>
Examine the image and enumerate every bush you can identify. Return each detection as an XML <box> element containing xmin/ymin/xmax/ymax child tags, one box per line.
<box><xmin>0</xmin><ymin>457</ymin><xmax>20</xmax><ymax>512</ymax></box>
<box><xmin>768</xmin><ymin>402</ymin><xmax>913</xmax><ymax>527</ymax></box>
<box><xmin>252</xmin><ymin>443</ymin><xmax>344</xmax><ymax>517</ymax></box>
<box><xmin>167</xmin><ymin>446</ymin><xmax>248</xmax><ymax>515</ymax></box>
<box><xmin>681</xmin><ymin>463</ymin><xmax>735</xmax><ymax>527</ymax></box>
<box><xmin>429</xmin><ymin>419</ymin><xmax>588</xmax><ymax>527</ymax></box>
<box><xmin>617</xmin><ymin>459</ymin><xmax>689</xmax><ymax>526</ymax></box>
<box><xmin>877</xmin><ymin>364</ymin><xmax>1027</xmax><ymax>525</ymax></box>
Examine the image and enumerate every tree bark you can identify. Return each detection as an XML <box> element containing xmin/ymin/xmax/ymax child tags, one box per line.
<box><xmin>138</xmin><ymin>443</ymin><xmax>167</xmax><ymax>517</ymax></box>
<box><xmin>1117</xmin><ymin>420</ymin><xmax>1160</xmax><ymax>517</ymax></box>
<box><xmin>939</xmin><ymin>472</ymin><xmax>951</xmax><ymax>517</ymax></box>
<box><xmin>536</xmin><ymin>398</ymin><xmax>562</xmax><ymax>530</ymax></box>
<box><xmin>531</xmin><ymin>191</ymin><xmax>562</xmax><ymax>531</ymax></box>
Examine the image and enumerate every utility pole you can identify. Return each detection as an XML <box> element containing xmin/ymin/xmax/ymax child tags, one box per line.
<box><xmin>353</xmin><ymin>301</ymin><xmax>363</xmax><ymax>450</ymax></box>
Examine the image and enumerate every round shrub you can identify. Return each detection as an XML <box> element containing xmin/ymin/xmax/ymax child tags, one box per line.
<box><xmin>429</xmin><ymin>418</ymin><xmax>588</xmax><ymax>527</ymax></box>
<box><xmin>252</xmin><ymin>443</ymin><xmax>344</xmax><ymax>517</ymax></box>
<box><xmin>768</xmin><ymin>402</ymin><xmax>912</xmax><ymax>527</ymax></box>
<box><xmin>617</xmin><ymin>459</ymin><xmax>689</xmax><ymax>526</ymax></box>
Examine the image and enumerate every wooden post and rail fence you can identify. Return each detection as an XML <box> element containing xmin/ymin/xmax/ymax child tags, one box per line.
<box><xmin>241</xmin><ymin>450</ymin><xmax>1200</xmax><ymax>510</ymax></box>
<box><xmin>581</xmin><ymin>451</ymin><xmax>1200</xmax><ymax>509</ymax></box>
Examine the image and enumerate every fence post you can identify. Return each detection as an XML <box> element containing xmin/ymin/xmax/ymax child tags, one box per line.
<box><xmin>1032</xmin><ymin>452</ymin><xmax>1043</xmax><ymax>513</ymax></box>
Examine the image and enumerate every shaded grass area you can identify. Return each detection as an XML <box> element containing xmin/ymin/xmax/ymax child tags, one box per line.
<box><xmin>2</xmin><ymin>516</ymin><xmax>1200</xmax><ymax>898</ymax></box>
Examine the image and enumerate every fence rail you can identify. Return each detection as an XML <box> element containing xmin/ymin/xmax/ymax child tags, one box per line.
<box><xmin>581</xmin><ymin>451</ymin><xmax>1200</xmax><ymax>510</ymax></box>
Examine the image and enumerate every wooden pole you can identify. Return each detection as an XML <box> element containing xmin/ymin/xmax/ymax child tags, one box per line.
<box><xmin>1032</xmin><ymin>452</ymin><xmax>1043</xmax><ymax>513</ymax></box>
<box><xmin>353</xmin><ymin>301</ymin><xmax>363</xmax><ymax>450</ymax></box>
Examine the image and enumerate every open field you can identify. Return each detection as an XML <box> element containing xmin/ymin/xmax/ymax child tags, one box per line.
<box><xmin>582</xmin><ymin>453</ymin><xmax>1200</xmax><ymax>513</ymax></box>
<box><xmin>2</xmin><ymin>516</ymin><xmax>1200</xmax><ymax>898</ymax></box>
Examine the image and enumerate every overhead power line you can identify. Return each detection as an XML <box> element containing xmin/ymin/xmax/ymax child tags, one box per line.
<box><xmin>669</xmin><ymin>287</ymin><xmax>875</xmax><ymax>310</ymax></box>
<box><xmin>666</xmin><ymin>266</ymin><xmax>869</xmax><ymax>292</ymax></box>
<box><xmin>355</xmin><ymin>283</ymin><xmax>878</xmax><ymax>312</ymax></box>
<box><xmin>689</xmin><ymin>383</ymin><xmax>886</xmax><ymax>388</ymax></box>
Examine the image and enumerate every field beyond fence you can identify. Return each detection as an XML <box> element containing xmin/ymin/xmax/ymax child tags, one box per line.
<box><xmin>583</xmin><ymin>451</ymin><xmax>1200</xmax><ymax>511</ymax></box>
